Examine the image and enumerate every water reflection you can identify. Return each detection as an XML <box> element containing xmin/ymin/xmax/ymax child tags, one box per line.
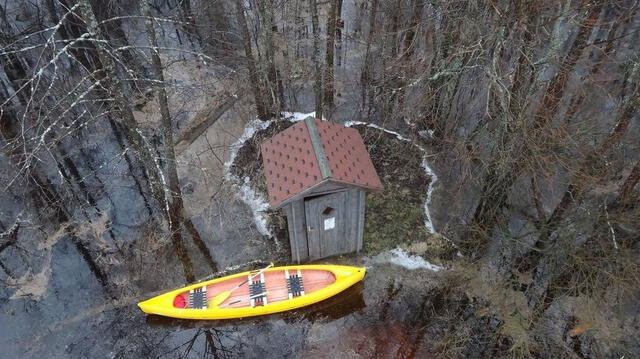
<box><xmin>285</xmin><ymin>281</ymin><xmax>366</xmax><ymax>322</ymax></box>
<box><xmin>161</xmin><ymin>328</ymin><xmax>244</xmax><ymax>358</ymax></box>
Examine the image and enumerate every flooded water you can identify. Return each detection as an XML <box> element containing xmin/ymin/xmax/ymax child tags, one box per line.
<box><xmin>1</xmin><ymin>252</ymin><xmax>442</xmax><ymax>358</ymax></box>
<box><xmin>0</xmin><ymin>1</ymin><xmax>448</xmax><ymax>357</ymax></box>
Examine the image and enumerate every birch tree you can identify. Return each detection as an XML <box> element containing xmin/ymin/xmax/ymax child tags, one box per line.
<box><xmin>140</xmin><ymin>0</ymin><xmax>195</xmax><ymax>281</ymax></box>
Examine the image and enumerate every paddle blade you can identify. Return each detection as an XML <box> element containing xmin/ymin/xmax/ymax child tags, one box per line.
<box><xmin>209</xmin><ymin>290</ymin><xmax>231</xmax><ymax>307</ymax></box>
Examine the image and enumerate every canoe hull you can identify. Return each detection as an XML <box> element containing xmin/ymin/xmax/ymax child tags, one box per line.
<box><xmin>138</xmin><ymin>264</ymin><xmax>365</xmax><ymax>320</ymax></box>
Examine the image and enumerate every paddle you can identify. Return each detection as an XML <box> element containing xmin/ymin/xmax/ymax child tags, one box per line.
<box><xmin>222</xmin><ymin>291</ymin><xmax>269</xmax><ymax>307</ymax></box>
<box><xmin>209</xmin><ymin>262</ymin><xmax>274</xmax><ymax>307</ymax></box>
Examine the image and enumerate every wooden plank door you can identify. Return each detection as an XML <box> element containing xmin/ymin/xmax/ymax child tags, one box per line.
<box><xmin>304</xmin><ymin>191</ymin><xmax>346</xmax><ymax>260</ymax></box>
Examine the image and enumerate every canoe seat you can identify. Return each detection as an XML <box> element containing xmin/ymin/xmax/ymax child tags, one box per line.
<box><xmin>249</xmin><ymin>272</ymin><xmax>267</xmax><ymax>307</ymax></box>
<box><xmin>189</xmin><ymin>287</ymin><xmax>207</xmax><ymax>309</ymax></box>
<box><xmin>285</xmin><ymin>269</ymin><xmax>305</xmax><ymax>299</ymax></box>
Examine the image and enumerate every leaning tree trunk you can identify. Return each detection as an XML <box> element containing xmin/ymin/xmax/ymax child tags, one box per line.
<box><xmin>259</xmin><ymin>0</ymin><xmax>279</xmax><ymax>115</ymax></box>
<box><xmin>179</xmin><ymin>0</ymin><xmax>202</xmax><ymax>46</ymax></box>
<box><xmin>141</xmin><ymin>0</ymin><xmax>195</xmax><ymax>282</ymax></box>
<box><xmin>0</xmin><ymin>92</ymin><xmax>110</xmax><ymax>288</ymax></box>
<box><xmin>77</xmin><ymin>0</ymin><xmax>165</xmax><ymax>207</ymax></box>
<box><xmin>323</xmin><ymin>0</ymin><xmax>339</xmax><ymax>107</ymax></box>
<box><xmin>470</xmin><ymin>3</ymin><xmax>604</xmax><ymax>249</ymax></box>
<box><xmin>310</xmin><ymin>0</ymin><xmax>323</xmax><ymax>119</ymax></box>
<box><xmin>618</xmin><ymin>161</ymin><xmax>640</xmax><ymax>205</ymax></box>
<box><xmin>526</xmin><ymin>62</ymin><xmax>639</xmax><ymax>266</ymax></box>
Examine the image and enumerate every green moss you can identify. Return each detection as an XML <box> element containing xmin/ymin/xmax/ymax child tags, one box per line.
<box><xmin>355</xmin><ymin>124</ymin><xmax>444</xmax><ymax>256</ymax></box>
<box><xmin>354</xmin><ymin>125</ymin><xmax>457</xmax><ymax>260</ymax></box>
<box><xmin>363</xmin><ymin>191</ymin><xmax>430</xmax><ymax>254</ymax></box>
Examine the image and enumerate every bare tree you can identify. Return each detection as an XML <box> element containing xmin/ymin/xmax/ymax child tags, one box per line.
<box><xmin>258</xmin><ymin>0</ymin><xmax>279</xmax><ymax>115</ymax></box>
<box><xmin>470</xmin><ymin>3</ymin><xmax>605</xmax><ymax>247</ymax></box>
<box><xmin>140</xmin><ymin>0</ymin><xmax>195</xmax><ymax>282</ymax></box>
<box><xmin>233</xmin><ymin>0</ymin><xmax>269</xmax><ymax>120</ymax></box>
<box><xmin>323</xmin><ymin>0</ymin><xmax>339</xmax><ymax>107</ymax></box>
<box><xmin>310</xmin><ymin>0</ymin><xmax>323</xmax><ymax>119</ymax></box>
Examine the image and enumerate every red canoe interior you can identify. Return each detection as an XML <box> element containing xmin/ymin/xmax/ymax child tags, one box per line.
<box><xmin>174</xmin><ymin>269</ymin><xmax>336</xmax><ymax>309</ymax></box>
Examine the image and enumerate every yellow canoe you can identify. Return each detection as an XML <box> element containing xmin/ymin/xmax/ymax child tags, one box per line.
<box><xmin>138</xmin><ymin>264</ymin><xmax>366</xmax><ymax>320</ymax></box>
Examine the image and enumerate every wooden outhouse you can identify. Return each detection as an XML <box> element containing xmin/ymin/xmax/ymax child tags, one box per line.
<box><xmin>261</xmin><ymin>117</ymin><xmax>383</xmax><ymax>262</ymax></box>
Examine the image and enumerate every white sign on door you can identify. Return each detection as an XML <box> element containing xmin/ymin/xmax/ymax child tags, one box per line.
<box><xmin>324</xmin><ymin>217</ymin><xmax>335</xmax><ymax>230</ymax></box>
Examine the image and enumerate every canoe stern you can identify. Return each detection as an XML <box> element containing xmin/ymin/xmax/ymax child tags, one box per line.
<box><xmin>138</xmin><ymin>290</ymin><xmax>179</xmax><ymax>316</ymax></box>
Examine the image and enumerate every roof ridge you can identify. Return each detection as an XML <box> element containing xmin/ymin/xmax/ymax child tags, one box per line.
<box><xmin>304</xmin><ymin>117</ymin><xmax>332</xmax><ymax>180</ymax></box>
<box><xmin>260</xmin><ymin>117</ymin><xmax>382</xmax><ymax>208</ymax></box>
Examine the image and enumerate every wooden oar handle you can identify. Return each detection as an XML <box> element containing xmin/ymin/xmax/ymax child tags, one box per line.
<box><xmin>231</xmin><ymin>263</ymin><xmax>274</xmax><ymax>291</ymax></box>
<box><xmin>224</xmin><ymin>291</ymin><xmax>268</xmax><ymax>307</ymax></box>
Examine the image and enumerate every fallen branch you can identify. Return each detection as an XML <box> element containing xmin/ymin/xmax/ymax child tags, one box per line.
<box><xmin>175</xmin><ymin>94</ymin><xmax>241</xmax><ymax>153</ymax></box>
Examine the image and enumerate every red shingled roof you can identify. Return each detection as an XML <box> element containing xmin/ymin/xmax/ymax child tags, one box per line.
<box><xmin>261</xmin><ymin>118</ymin><xmax>383</xmax><ymax>208</ymax></box>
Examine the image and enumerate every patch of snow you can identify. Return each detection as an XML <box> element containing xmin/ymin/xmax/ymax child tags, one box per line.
<box><xmin>224</xmin><ymin>118</ymin><xmax>274</xmax><ymax>238</ymax></box>
<box><xmin>224</xmin><ymin>119</ymin><xmax>273</xmax><ymax>171</ymax></box>
<box><xmin>221</xmin><ymin>112</ymin><xmax>336</xmax><ymax>239</ymax></box>
<box><xmin>237</xmin><ymin>177</ymin><xmax>271</xmax><ymax>236</ymax></box>
<box><xmin>367</xmin><ymin>248</ymin><xmax>443</xmax><ymax>271</ymax></box>
<box><xmin>345</xmin><ymin>121</ymin><xmax>437</xmax><ymax>233</ymax></box>
<box><xmin>403</xmin><ymin>117</ymin><xmax>416</xmax><ymax>128</ymax></box>
<box><xmin>418</xmin><ymin>129</ymin><xmax>434</xmax><ymax>138</ymax></box>
<box><xmin>281</xmin><ymin>111</ymin><xmax>316</xmax><ymax>122</ymax></box>
<box><xmin>344</xmin><ymin>121</ymin><xmax>411</xmax><ymax>142</ymax></box>
<box><xmin>421</xmin><ymin>158</ymin><xmax>437</xmax><ymax>233</ymax></box>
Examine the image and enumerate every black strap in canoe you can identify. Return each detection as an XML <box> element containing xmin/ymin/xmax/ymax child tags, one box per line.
<box><xmin>249</xmin><ymin>272</ymin><xmax>267</xmax><ymax>306</ymax></box>
<box><xmin>189</xmin><ymin>287</ymin><xmax>207</xmax><ymax>309</ymax></box>
<box><xmin>286</xmin><ymin>269</ymin><xmax>305</xmax><ymax>298</ymax></box>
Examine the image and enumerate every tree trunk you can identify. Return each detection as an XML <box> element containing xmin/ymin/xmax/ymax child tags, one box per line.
<box><xmin>77</xmin><ymin>0</ymin><xmax>163</xmax><ymax>204</ymax></box>
<box><xmin>402</xmin><ymin>0</ymin><xmax>422</xmax><ymax>59</ymax></box>
<box><xmin>361</xmin><ymin>0</ymin><xmax>379</xmax><ymax>107</ymax></box>
<box><xmin>618</xmin><ymin>161</ymin><xmax>640</xmax><ymax>205</ymax></box>
<box><xmin>335</xmin><ymin>0</ymin><xmax>344</xmax><ymax>67</ymax></box>
<box><xmin>388</xmin><ymin>0</ymin><xmax>403</xmax><ymax>58</ymax></box>
<box><xmin>78</xmin><ymin>0</ymin><xmax>197</xmax><ymax>282</ymax></box>
<box><xmin>88</xmin><ymin>0</ymin><xmax>143</xmax><ymax>78</ymax></box>
<box><xmin>141</xmin><ymin>1</ymin><xmax>182</xmax><ymax>217</ymax></box>
<box><xmin>324</xmin><ymin>0</ymin><xmax>339</xmax><ymax>107</ymax></box>
<box><xmin>56</xmin><ymin>0</ymin><xmax>103</xmax><ymax>71</ymax></box>
<box><xmin>395</xmin><ymin>0</ymin><xmax>424</xmax><ymax>111</ymax></box>
<box><xmin>259</xmin><ymin>0</ymin><xmax>279</xmax><ymax>116</ymax></box>
<box><xmin>180</xmin><ymin>0</ymin><xmax>202</xmax><ymax>46</ymax></box>
<box><xmin>310</xmin><ymin>0</ymin><xmax>323</xmax><ymax>119</ymax></box>
<box><xmin>532</xmin><ymin>63</ymin><xmax>639</xmax><ymax>254</ymax></box>
<box><xmin>141</xmin><ymin>0</ymin><xmax>196</xmax><ymax>282</ymax></box>
<box><xmin>470</xmin><ymin>4</ymin><xmax>604</xmax><ymax>248</ymax></box>
<box><xmin>233</xmin><ymin>0</ymin><xmax>269</xmax><ymax>120</ymax></box>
